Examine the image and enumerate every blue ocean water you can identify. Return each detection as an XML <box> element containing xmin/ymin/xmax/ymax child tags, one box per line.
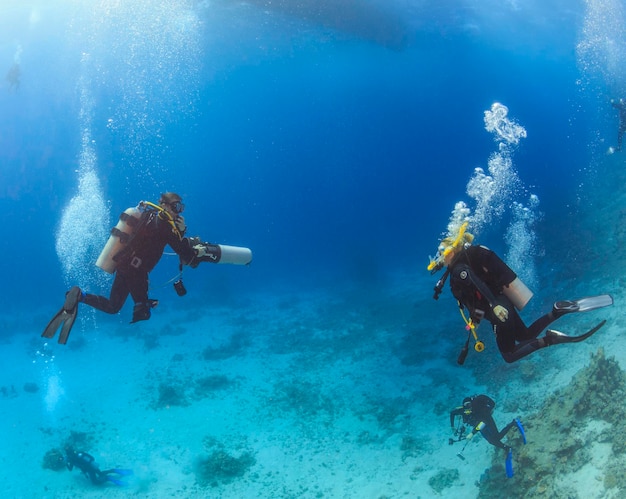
<box><xmin>1</xmin><ymin>1</ymin><xmax>625</xmax><ymax>497</ymax></box>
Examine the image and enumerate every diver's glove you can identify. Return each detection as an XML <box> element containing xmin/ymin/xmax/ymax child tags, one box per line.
<box><xmin>194</xmin><ymin>243</ymin><xmax>209</xmax><ymax>258</ymax></box>
<box><xmin>188</xmin><ymin>238</ymin><xmax>220</xmax><ymax>268</ymax></box>
<box><xmin>174</xmin><ymin>215</ymin><xmax>186</xmax><ymax>235</ymax></box>
<box><xmin>493</xmin><ymin>305</ymin><xmax>509</xmax><ymax>322</ymax></box>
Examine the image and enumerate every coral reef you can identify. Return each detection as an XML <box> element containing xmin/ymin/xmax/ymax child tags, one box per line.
<box><xmin>195</xmin><ymin>437</ymin><xmax>256</xmax><ymax>487</ymax></box>
<box><xmin>428</xmin><ymin>467</ymin><xmax>460</xmax><ymax>494</ymax></box>
<box><xmin>64</xmin><ymin>430</ymin><xmax>96</xmax><ymax>451</ymax></box>
<box><xmin>193</xmin><ymin>374</ymin><xmax>236</xmax><ymax>399</ymax></box>
<box><xmin>42</xmin><ymin>448</ymin><xmax>66</xmax><ymax>471</ymax></box>
<box><xmin>23</xmin><ymin>382</ymin><xmax>39</xmax><ymax>393</ymax></box>
<box><xmin>270</xmin><ymin>379</ymin><xmax>337</xmax><ymax>420</ymax></box>
<box><xmin>201</xmin><ymin>332</ymin><xmax>250</xmax><ymax>361</ymax></box>
<box><xmin>153</xmin><ymin>382</ymin><xmax>189</xmax><ymax>409</ymax></box>
<box><xmin>478</xmin><ymin>348</ymin><xmax>626</xmax><ymax>498</ymax></box>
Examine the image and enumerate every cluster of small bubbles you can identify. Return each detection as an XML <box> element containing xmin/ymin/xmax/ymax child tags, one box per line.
<box><xmin>576</xmin><ymin>0</ymin><xmax>626</xmax><ymax>90</ymax></box>
<box><xmin>505</xmin><ymin>196</ymin><xmax>542</xmax><ymax>291</ymax></box>
<box><xmin>33</xmin><ymin>343</ymin><xmax>55</xmax><ymax>365</ymax></box>
<box><xmin>67</xmin><ymin>0</ymin><xmax>203</xmax><ymax>189</ymax></box>
<box><xmin>445</xmin><ymin>201</ymin><xmax>471</xmax><ymax>239</ymax></box>
<box><xmin>465</xmin><ymin>152</ymin><xmax>521</xmax><ymax>235</ymax></box>
<box><xmin>434</xmin><ymin>104</ymin><xmax>538</xmax><ymax>286</ymax></box>
<box><xmin>56</xmin><ymin>166</ymin><xmax>109</xmax><ymax>288</ymax></box>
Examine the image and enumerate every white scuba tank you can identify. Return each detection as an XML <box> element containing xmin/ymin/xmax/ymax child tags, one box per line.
<box><xmin>216</xmin><ymin>244</ymin><xmax>252</xmax><ymax>265</ymax></box>
<box><xmin>201</xmin><ymin>243</ymin><xmax>252</xmax><ymax>265</ymax></box>
<box><xmin>95</xmin><ymin>206</ymin><xmax>142</xmax><ymax>274</ymax></box>
<box><xmin>503</xmin><ymin>277</ymin><xmax>533</xmax><ymax>310</ymax></box>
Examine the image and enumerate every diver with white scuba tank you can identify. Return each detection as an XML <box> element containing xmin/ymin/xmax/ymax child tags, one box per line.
<box><xmin>428</xmin><ymin>222</ymin><xmax>613</xmax><ymax>364</ymax></box>
<box><xmin>42</xmin><ymin>192</ymin><xmax>252</xmax><ymax>344</ymax></box>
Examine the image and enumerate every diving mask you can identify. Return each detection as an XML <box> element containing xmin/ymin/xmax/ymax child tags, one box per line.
<box><xmin>169</xmin><ymin>201</ymin><xmax>185</xmax><ymax>214</ymax></box>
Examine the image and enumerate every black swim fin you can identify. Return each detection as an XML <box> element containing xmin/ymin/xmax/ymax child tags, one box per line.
<box><xmin>41</xmin><ymin>287</ymin><xmax>81</xmax><ymax>345</ymax></box>
<box><xmin>546</xmin><ymin>320</ymin><xmax>607</xmax><ymax>345</ymax></box>
<box><xmin>553</xmin><ymin>294</ymin><xmax>613</xmax><ymax>317</ymax></box>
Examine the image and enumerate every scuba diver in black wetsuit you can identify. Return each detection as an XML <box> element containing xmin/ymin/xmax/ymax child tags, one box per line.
<box><xmin>610</xmin><ymin>98</ymin><xmax>626</xmax><ymax>152</ymax></box>
<box><xmin>428</xmin><ymin>222</ymin><xmax>613</xmax><ymax>364</ymax></box>
<box><xmin>450</xmin><ymin>395</ymin><xmax>520</xmax><ymax>452</ymax></box>
<box><xmin>42</xmin><ymin>192</ymin><xmax>253</xmax><ymax>344</ymax></box>
<box><xmin>449</xmin><ymin>394</ymin><xmax>525</xmax><ymax>477</ymax></box>
<box><xmin>64</xmin><ymin>447</ymin><xmax>133</xmax><ymax>486</ymax></box>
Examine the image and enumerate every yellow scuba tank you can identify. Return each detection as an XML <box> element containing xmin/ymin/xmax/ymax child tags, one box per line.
<box><xmin>95</xmin><ymin>206</ymin><xmax>143</xmax><ymax>273</ymax></box>
<box><xmin>503</xmin><ymin>277</ymin><xmax>533</xmax><ymax>310</ymax></box>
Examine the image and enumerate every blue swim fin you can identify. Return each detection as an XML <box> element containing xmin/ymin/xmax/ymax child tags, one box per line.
<box><xmin>106</xmin><ymin>477</ymin><xmax>126</xmax><ymax>486</ymax></box>
<box><xmin>515</xmin><ymin>419</ymin><xmax>527</xmax><ymax>444</ymax></box>
<box><xmin>505</xmin><ymin>448</ymin><xmax>514</xmax><ymax>478</ymax></box>
<box><xmin>111</xmin><ymin>469</ymin><xmax>134</xmax><ymax>476</ymax></box>
<box><xmin>103</xmin><ymin>468</ymin><xmax>133</xmax><ymax>486</ymax></box>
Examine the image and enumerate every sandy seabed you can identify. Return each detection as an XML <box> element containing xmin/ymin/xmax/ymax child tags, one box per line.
<box><xmin>0</xmin><ymin>273</ymin><xmax>623</xmax><ymax>499</ymax></box>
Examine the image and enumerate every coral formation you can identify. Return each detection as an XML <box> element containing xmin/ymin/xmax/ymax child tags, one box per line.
<box><xmin>153</xmin><ymin>382</ymin><xmax>189</xmax><ymax>409</ymax></box>
<box><xmin>193</xmin><ymin>374</ymin><xmax>235</xmax><ymax>399</ymax></box>
<box><xmin>201</xmin><ymin>332</ymin><xmax>250</xmax><ymax>360</ymax></box>
<box><xmin>42</xmin><ymin>448</ymin><xmax>66</xmax><ymax>471</ymax></box>
<box><xmin>195</xmin><ymin>437</ymin><xmax>256</xmax><ymax>487</ymax></box>
<box><xmin>478</xmin><ymin>348</ymin><xmax>626</xmax><ymax>498</ymax></box>
<box><xmin>23</xmin><ymin>382</ymin><xmax>39</xmax><ymax>393</ymax></box>
<box><xmin>64</xmin><ymin>430</ymin><xmax>95</xmax><ymax>451</ymax></box>
<box><xmin>428</xmin><ymin>467</ymin><xmax>460</xmax><ymax>494</ymax></box>
<box><xmin>270</xmin><ymin>379</ymin><xmax>336</xmax><ymax>419</ymax></box>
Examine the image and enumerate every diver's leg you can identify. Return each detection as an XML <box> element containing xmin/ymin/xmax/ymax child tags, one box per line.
<box><xmin>127</xmin><ymin>271</ymin><xmax>156</xmax><ymax>323</ymax></box>
<box><xmin>496</xmin><ymin>316</ymin><xmax>551</xmax><ymax>363</ymax></box>
<box><xmin>82</xmin><ymin>273</ymin><xmax>129</xmax><ymax>314</ymax></box>
<box><xmin>526</xmin><ymin>313</ymin><xmax>556</xmax><ymax>339</ymax></box>
<box><xmin>499</xmin><ymin>337</ymin><xmax>549</xmax><ymax>363</ymax></box>
<box><xmin>496</xmin><ymin>420</ymin><xmax>517</xmax><ymax>440</ymax></box>
<box><xmin>480</xmin><ymin>418</ymin><xmax>510</xmax><ymax>450</ymax></box>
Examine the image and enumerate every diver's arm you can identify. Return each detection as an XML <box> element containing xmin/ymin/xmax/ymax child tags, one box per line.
<box><xmin>450</xmin><ymin>407</ymin><xmax>463</xmax><ymax>427</ymax></box>
<box><xmin>167</xmin><ymin>232</ymin><xmax>197</xmax><ymax>265</ymax></box>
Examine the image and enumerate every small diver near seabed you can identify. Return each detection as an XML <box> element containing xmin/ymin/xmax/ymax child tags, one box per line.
<box><xmin>65</xmin><ymin>447</ymin><xmax>133</xmax><ymax>486</ymax></box>
<box><xmin>428</xmin><ymin>222</ymin><xmax>613</xmax><ymax>364</ymax></box>
<box><xmin>449</xmin><ymin>395</ymin><xmax>526</xmax><ymax>478</ymax></box>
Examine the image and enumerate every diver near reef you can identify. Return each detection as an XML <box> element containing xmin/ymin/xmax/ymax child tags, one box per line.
<box><xmin>65</xmin><ymin>446</ymin><xmax>133</xmax><ymax>486</ymax></box>
<box><xmin>428</xmin><ymin>222</ymin><xmax>613</xmax><ymax>364</ymax></box>
<box><xmin>610</xmin><ymin>98</ymin><xmax>626</xmax><ymax>153</ymax></box>
<box><xmin>42</xmin><ymin>192</ymin><xmax>252</xmax><ymax>344</ymax></box>
<box><xmin>449</xmin><ymin>394</ymin><xmax>525</xmax><ymax>477</ymax></box>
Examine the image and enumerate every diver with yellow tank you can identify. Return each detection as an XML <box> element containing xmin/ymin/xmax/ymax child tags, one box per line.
<box><xmin>428</xmin><ymin>222</ymin><xmax>613</xmax><ymax>364</ymax></box>
<box><xmin>42</xmin><ymin>192</ymin><xmax>252</xmax><ymax>344</ymax></box>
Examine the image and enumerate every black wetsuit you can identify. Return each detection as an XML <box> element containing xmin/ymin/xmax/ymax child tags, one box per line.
<box><xmin>65</xmin><ymin>448</ymin><xmax>122</xmax><ymax>485</ymax></box>
<box><xmin>612</xmin><ymin>99</ymin><xmax>626</xmax><ymax>151</ymax></box>
<box><xmin>448</xmin><ymin>245</ymin><xmax>557</xmax><ymax>363</ymax></box>
<box><xmin>82</xmin><ymin>207</ymin><xmax>196</xmax><ymax>322</ymax></box>
<box><xmin>450</xmin><ymin>395</ymin><xmax>515</xmax><ymax>451</ymax></box>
